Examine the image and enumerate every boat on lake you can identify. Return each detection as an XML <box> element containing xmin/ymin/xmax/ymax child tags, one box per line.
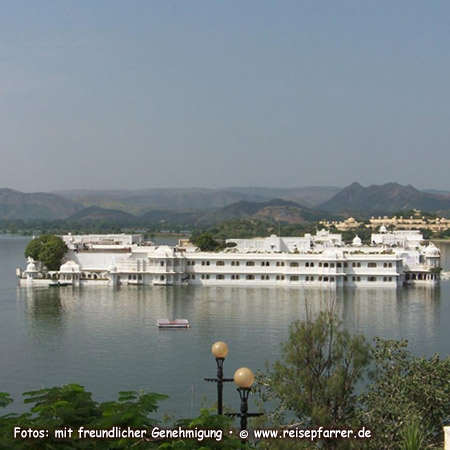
<box><xmin>157</xmin><ymin>319</ymin><xmax>190</xmax><ymax>329</ymax></box>
<box><xmin>49</xmin><ymin>281</ymin><xmax>71</xmax><ymax>287</ymax></box>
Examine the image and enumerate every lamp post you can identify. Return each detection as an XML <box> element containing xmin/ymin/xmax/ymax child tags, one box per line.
<box><xmin>204</xmin><ymin>341</ymin><xmax>233</xmax><ymax>415</ymax></box>
<box><xmin>234</xmin><ymin>367</ymin><xmax>255</xmax><ymax>437</ymax></box>
<box><xmin>228</xmin><ymin>367</ymin><xmax>262</xmax><ymax>443</ymax></box>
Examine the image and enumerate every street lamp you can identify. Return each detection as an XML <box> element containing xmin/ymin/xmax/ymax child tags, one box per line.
<box><xmin>204</xmin><ymin>341</ymin><xmax>233</xmax><ymax>415</ymax></box>
<box><xmin>233</xmin><ymin>367</ymin><xmax>257</xmax><ymax>440</ymax></box>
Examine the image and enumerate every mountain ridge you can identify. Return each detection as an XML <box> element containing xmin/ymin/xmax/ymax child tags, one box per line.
<box><xmin>318</xmin><ymin>182</ymin><xmax>450</xmax><ymax>213</ymax></box>
<box><xmin>2</xmin><ymin>183</ymin><xmax>450</xmax><ymax>224</ymax></box>
<box><xmin>0</xmin><ymin>188</ymin><xmax>83</xmax><ymax>220</ymax></box>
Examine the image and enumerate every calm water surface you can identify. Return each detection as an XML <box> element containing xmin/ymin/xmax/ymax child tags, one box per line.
<box><xmin>1</xmin><ymin>235</ymin><xmax>450</xmax><ymax>418</ymax></box>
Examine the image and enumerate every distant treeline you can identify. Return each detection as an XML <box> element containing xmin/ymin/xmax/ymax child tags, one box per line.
<box><xmin>0</xmin><ymin>219</ymin><xmax>188</xmax><ymax>237</ymax></box>
<box><xmin>2</xmin><ymin>217</ymin><xmax>450</xmax><ymax>242</ymax></box>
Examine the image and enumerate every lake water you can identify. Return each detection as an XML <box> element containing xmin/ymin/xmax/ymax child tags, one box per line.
<box><xmin>1</xmin><ymin>235</ymin><xmax>450</xmax><ymax>419</ymax></box>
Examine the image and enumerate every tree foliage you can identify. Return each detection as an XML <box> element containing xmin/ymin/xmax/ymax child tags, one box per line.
<box><xmin>255</xmin><ymin>312</ymin><xmax>450</xmax><ymax>449</ymax></box>
<box><xmin>24</xmin><ymin>234</ymin><xmax>68</xmax><ymax>270</ymax></box>
<box><xmin>256</xmin><ymin>310</ymin><xmax>372</xmax><ymax>449</ymax></box>
<box><xmin>190</xmin><ymin>233</ymin><xmax>223</xmax><ymax>252</ymax></box>
<box><xmin>359</xmin><ymin>338</ymin><xmax>450</xmax><ymax>449</ymax></box>
<box><xmin>0</xmin><ymin>386</ymin><xmax>245</xmax><ymax>450</ymax></box>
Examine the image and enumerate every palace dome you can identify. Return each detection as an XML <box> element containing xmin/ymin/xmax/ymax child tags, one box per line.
<box><xmin>26</xmin><ymin>260</ymin><xmax>37</xmax><ymax>272</ymax></box>
<box><xmin>425</xmin><ymin>243</ymin><xmax>440</xmax><ymax>257</ymax></box>
<box><xmin>59</xmin><ymin>261</ymin><xmax>81</xmax><ymax>272</ymax></box>
<box><xmin>352</xmin><ymin>235</ymin><xmax>362</xmax><ymax>246</ymax></box>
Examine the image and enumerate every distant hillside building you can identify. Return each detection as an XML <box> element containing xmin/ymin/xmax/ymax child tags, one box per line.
<box><xmin>321</xmin><ymin>215</ymin><xmax>450</xmax><ymax>232</ymax></box>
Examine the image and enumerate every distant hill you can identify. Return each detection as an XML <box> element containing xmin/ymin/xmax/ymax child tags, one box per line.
<box><xmin>0</xmin><ymin>188</ymin><xmax>83</xmax><ymax>220</ymax></box>
<box><xmin>64</xmin><ymin>198</ymin><xmax>324</xmax><ymax>227</ymax></box>
<box><xmin>199</xmin><ymin>198</ymin><xmax>324</xmax><ymax>225</ymax></box>
<box><xmin>4</xmin><ymin>184</ymin><xmax>450</xmax><ymax>224</ymax></box>
<box><xmin>66</xmin><ymin>206</ymin><xmax>137</xmax><ymax>224</ymax></box>
<box><xmin>54</xmin><ymin>188</ymin><xmax>266</xmax><ymax>213</ymax></box>
<box><xmin>54</xmin><ymin>186</ymin><xmax>341</xmax><ymax>213</ymax></box>
<box><xmin>318</xmin><ymin>182</ymin><xmax>450</xmax><ymax>214</ymax></box>
<box><xmin>422</xmin><ymin>189</ymin><xmax>450</xmax><ymax>197</ymax></box>
<box><xmin>225</xmin><ymin>186</ymin><xmax>341</xmax><ymax>207</ymax></box>
<box><xmin>139</xmin><ymin>209</ymin><xmax>199</xmax><ymax>226</ymax></box>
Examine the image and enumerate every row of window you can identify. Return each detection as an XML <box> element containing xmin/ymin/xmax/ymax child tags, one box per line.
<box><xmin>188</xmin><ymin>260</ymin><xmax>396</xmax><ymax>268</ymax></box>
<box><xmin>157</xmin><ymin>260</ymin><xmax>181</xmax><ymax>266</ymax></box>
<box><xmin>191</xmin><ymin>275</ymin><xmax>396</xmax><ymax>282</ymax></box>
<box><xmin>127</xmin><ymin>274</ymin><xmax>143</xmax><ymax>280</ymax></box>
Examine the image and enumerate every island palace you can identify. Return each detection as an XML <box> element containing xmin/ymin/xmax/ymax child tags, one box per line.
<box><xmin>18</xmin><ymin>228</ymin><xmax>441</xmax><ymax>288</ymax></box>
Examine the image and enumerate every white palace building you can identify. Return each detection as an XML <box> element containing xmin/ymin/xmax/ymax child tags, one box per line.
<box><xmin>18</xmin><ymin>229</ymin><xmax>441</xmax><ymax>288</ymax></box>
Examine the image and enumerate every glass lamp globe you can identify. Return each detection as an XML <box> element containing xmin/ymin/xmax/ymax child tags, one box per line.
<box><xmin>234</xmin><ymin>367</ymin><xmax>255</xmax><ymax>389</ymax></box>
<box><xmin>211</xmin><ymin>341</ymin><xmax>229</xmax><ymax>359</ymax></box>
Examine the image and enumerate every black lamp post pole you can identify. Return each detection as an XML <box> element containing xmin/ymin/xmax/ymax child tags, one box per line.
<box><xmin>238</xmin><ymin>387</ymin><xmax>249</xmax><ymax>436</ymax></box>
<box><xmin>226</xmin><ymin>388</ymin><xmax>263</xmax><ymax>444</ymax></box>
<box><xmin>216</xmin><ymin>358</ymin><xmax>224</xmax><ymax>415</ymax></box>
<box><xmin>205</xmin><ymin>358</ymin><xmax>233</xmax><ymax>415</ymax></box>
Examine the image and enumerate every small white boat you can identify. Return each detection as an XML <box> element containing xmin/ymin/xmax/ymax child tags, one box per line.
<box><xmin>157</xmin><ymin>319</ymin><xmax>190</xmax><ymax>329</ymax></box>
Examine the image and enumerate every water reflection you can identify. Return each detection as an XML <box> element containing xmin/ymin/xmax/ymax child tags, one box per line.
<box><xmin>339</xmin><ymin>287</ymin><xmax>441</xmax><ymax>348</ymax></box>
<box><xmin>434</xmin><ymin>240</ymin><xmax>450</xmax><ymax>271</ymax></box>
<box><xmin>6</xmin><ymin>278</ymin><xmax>450</xmax><ymax>417</ymax></box>
<box><xmin>18</xmin><ymin>287</ymin><xmax>65</xmax><ymax>340</ymax></box>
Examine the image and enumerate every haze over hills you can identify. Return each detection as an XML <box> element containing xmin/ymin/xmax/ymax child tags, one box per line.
<box><xmin>2</xmin><ymin>183</ymin><xmax>450</xmax><ymax>225</ymax></box>
<box><xmin>422</xmin><ymin>189</ymin><xmax>450</xmax><ymax>197</ymax></box>
<box><xmin>54</xmin><ymin>186</ymin><xmax>341</xmax><ymax>213</ymax></box>
<box><xmin>66</xmin><ymin>206</ymin><xmax>138</xmax><ymax>224</ymax></box>
<box><xmin>198</xmin><ymin>199</ymin><xmax>323</xmax><ymax>225</ymax></box>
<box><xmin>63</xmin><ymin>199</ymin><xmax>322</xmax><ymax>227</ymax></box>
<box><xmin>225</xmin><ymin>187</ymin><xmax>341</xmax><ymax>208</ymax></box>
<box><xmin>0</xmin><ymin>188</ymin><xmax>82</xmax><ymax>220</ymax></box>
<box><xmin>319</xmin><ymin>182</ymin><xmax>450</xmax><ymax>214</ymax></box>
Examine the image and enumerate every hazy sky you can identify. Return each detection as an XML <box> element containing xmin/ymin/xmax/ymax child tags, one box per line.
<box><xmin>1</xmin><ymin>1</ymin><xmax>450</xmax><ymax>192</ymax></box>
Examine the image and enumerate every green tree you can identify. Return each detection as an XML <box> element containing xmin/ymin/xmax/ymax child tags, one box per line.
<box><xmin>24</xmin><ymin>234</ymin><xmax>68</xmax><ymax>270</ymax></box>
<box><xmin>359</xmin><ymin>338</ymin><xmax>450</xmax><ymax>449</ymax></box>
<box><xmin>191</xmin><ymin>233</ymin><xmax>222</xmax><ymax>252</ymax></box>
<box><xmin>0</xmin><ymin>385</ymin><xmax>247</xmax><ymax>450</ymax></box>
<box><xmin>256</xmin><ymin>310</ymin><xmax>372</xmax><ymax>449</ymax></box>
